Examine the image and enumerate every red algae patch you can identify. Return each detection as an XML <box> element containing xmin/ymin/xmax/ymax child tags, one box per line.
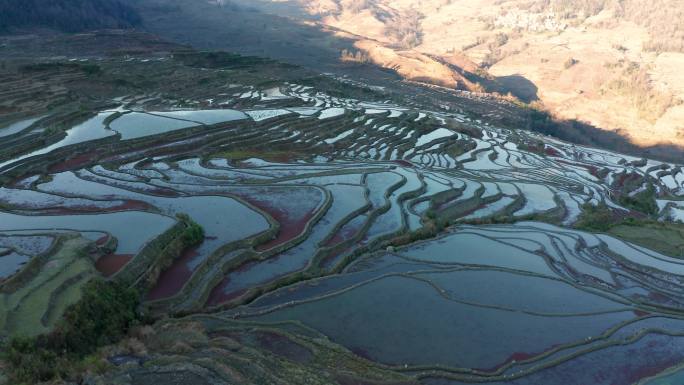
<box><xmin>146</xmin><ymin>247</ymin><xmax>198</xmax><ymax>301</ymax></box>
<box><xmin>205</xmin><ymin>260</ymin><xmax>259</xmax><ymax>306</ymax></box>
<box><xmin>110</xmin><ymin>200</ymin><xmax>154</xmax><ymax>211</ymax></box>
<box><xmin>544</xmin><ymin>146</ymin><xmax>562</xmax><ymax>157</ymax></box>
<box><xmin>96</xmin><ymin>254</ymin><xmax>133</xmax><ymax>277</ymax></box>
<box><xmin>255</xmin><ymin>206</ymin><xmax>316</xmax><ymax>251</ymax></box>
<box><xmin>393</xmin><ymin>159</ymin><xmax>413</xmax><ymax>167</ymax></box>
<box><xmin>48</xmin><ymin>150</ymin><xmax>100</xmax><ymax>173</ymax></box>
<box><xmin>95</xmin><ymin>234</ymin><xmax>110</xmax><ymax>246</ymax></box>
<box><xmin>227</xmin><ymin>189</ymin><xmax>323</xmax><ymax>252</ymax></box>
<box><xmin>324</xmin><ymin>216</ymin><xmax>365</xmax><ymax>248</ymax></box>
<box><xmin>254</xmin><ymin>331</ymin><xmax>313</xmax><ymax>363</ymax></box>
<box><xmin>206</xmin><ymin>284</ymin><xmax>247</xmax><ymax>307</ymax></box>
<box><xmin>319</xmin><ymin>246</ymin><xmax>353</xmax><ymax>269</ymax></box>
<box><xmin>31</xmin><ymin>199</ymin><xmax>152</xmax><ymax>215</ymax></box>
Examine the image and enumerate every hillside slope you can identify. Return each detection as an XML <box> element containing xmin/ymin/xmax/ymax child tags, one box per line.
<box><xmin>229</xmin><ymin>0</ymin><xmax>684</xmax><ymax>149</ymax></box>
<box><xmin>0</xmin><ymin>0</ymin><xmax>141</xmax><ymax>33</ymax></box>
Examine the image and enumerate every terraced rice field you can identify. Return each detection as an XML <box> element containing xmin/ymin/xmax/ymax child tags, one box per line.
<box><xmin>3</xmin><ymin>78</ymin><xmax>684</xmax><ymax>384</ymax></box>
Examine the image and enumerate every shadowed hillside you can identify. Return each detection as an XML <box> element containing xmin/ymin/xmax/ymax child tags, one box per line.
<box><xmin>0</xmin><ymin>0</ymin><xmax>141</xmax><ymax>33</ymax></box>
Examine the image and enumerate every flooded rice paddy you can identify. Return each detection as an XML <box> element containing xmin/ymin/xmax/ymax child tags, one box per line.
<box><xmin>2</xmin><ymin>82</ymin><xmax>684</xmax><ymax>384</ymax></box>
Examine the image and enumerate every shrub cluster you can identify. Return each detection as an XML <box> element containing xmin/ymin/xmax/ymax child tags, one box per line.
<box><xmin>574</xmin><ymin>203</ymin><xmax>614</xmax><ymax>232</ymax></box>
<box><xmin>618</xmin><ymin>184</ymin><xmax>658</xmax><ymax>216</ymax></box>
<box><xmin>563</xmin><ymin>57</ymin><xmax>578</xmax><ymax>69</ymax></box>
<box><xmin>177</xmin><ymin>213</ymin><xmax>206</xmax><ymax>245</ymax></box>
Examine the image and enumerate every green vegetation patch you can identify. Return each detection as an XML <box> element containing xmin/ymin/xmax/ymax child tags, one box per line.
<box><xmin>445</xmin><ymin>140</ymin><xmax>476</xmax><ymax>158</ymax></box>
<box><xmin>576</xmin><ymin>203</ymin><xmax>684</xmax><ymax>258</ymax></box>
<box><xmin>2</xmin><ymin>279</ymin><xmax>141</xmax><ymax>384</ymax></box>
<box><xmin>178</xmin><ymin>213</ymin><xmax>205</xmax><ymax>245</ymax></box>
<box><xmin>609</xmin><ymin>221</ymin><xmax>684</xmax><ymax>258</ymax></box>
<box><xmin>618</xmin><ymin>184</ymin><xmax>659</xmax><ymax>216</ymax></box>
<box><xmin>0</xmin><ymin>236</ymin><xmax>97</xmax><ymax>338</ymax></box>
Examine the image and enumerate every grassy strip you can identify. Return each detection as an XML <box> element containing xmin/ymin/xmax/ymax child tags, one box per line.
<box><xmin>575</xmin><ymin>203</ymin><xmax>684</xmax><ymax>258</ymax></box>
<box><xmin>213</xmin><ymin>149</ymin><xmax>310</xmax><ymax>162</ymax></box>
<box><xmin>115</xmin><ymin>214</ymin><xmax>204</xmax><ymax>291</ymax></box>
<box><xmin>0</xmin><ymin>237</ymin><xmax>94</xmax><ymax>336</ymax></box>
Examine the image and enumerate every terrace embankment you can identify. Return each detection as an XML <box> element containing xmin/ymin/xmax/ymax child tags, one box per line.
<box><xmin>113</xmin><ymin>217</ymin><xmax>202</xmax><ymax>292</ymax></box>
<box><xmin>0</xmin><ymin>235</ymin><xmax>97</xmax><ymax>338</ymax></box>
<box><xmin>0</xmin><ymin>213</ymin><xmax>203</xmax><ymax>341</ymax></box>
